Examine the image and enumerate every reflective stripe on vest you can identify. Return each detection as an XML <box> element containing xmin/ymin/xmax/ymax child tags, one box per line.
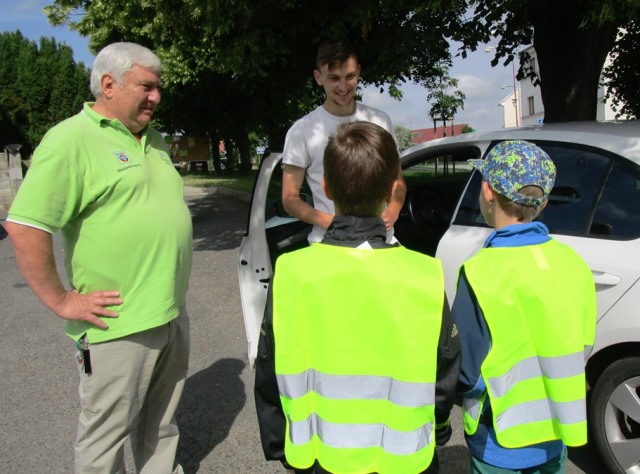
<box><xmin>497</xmin><ymin>398</ymin><xmax>586</xmax><ymax>431</ymax></box>
<box><xmin>287</xmin><ymin>413</ymin><xmax>433</xmax><ymax>455</ymax></box>
<box><xmin>488</xmin><ymin>352</ymin><xmax>585</xmax><ymax>398</ymax></box>
<box><xmin>277</xmin><ymin>369</ymin><xmax>436</xmax><ymax>407</ymax></box>
<box><xmin>462</xmin><ymin>240</ymin><xmax>596</xmax><ymax>448</ymax></box>
<box><xmin>274</xmin><ymin>243</ymin><xmax>444</xmax><ymax>473</ymax></box>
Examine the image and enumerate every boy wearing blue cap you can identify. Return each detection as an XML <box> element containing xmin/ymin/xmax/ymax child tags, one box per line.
<box><xmin>451</xmin><ymin>140</ymin><xmax>597</xmax><ymax>473</ymax></box>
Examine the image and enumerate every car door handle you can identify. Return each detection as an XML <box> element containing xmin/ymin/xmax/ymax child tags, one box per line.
<box><xmin>592</xmin><ymin>271</ymin><xmax>621</xmax><ymax>287</ymax></box>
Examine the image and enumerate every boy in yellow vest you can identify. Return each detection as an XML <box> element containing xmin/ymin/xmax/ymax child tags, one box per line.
<box><xmin>452</xmin><ymin>140</ymin><xmax>597</xmax><ymax>473</ymax></box>
<box><xmin>255</xmin><ymin>121</ymin><xmax>461</xmax><ymax>474</ymax></box>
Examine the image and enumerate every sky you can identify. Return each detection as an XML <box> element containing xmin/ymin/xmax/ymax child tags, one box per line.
<box><xmin>1</xmin><ymin>0</ymin><xmax>518</xmax><ymax>132</ymax></box>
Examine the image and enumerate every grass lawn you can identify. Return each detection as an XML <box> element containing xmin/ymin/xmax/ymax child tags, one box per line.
<box><xmin>181</xmin><ymin>170</ymin><xmax>258</xmax><ymax>194</ymax></box>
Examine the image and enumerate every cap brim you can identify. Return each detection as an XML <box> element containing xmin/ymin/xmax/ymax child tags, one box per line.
<box><xmin>467</xmin><ymin>158</ymin><xmax>484</xmax><ymax>170</ymax></box>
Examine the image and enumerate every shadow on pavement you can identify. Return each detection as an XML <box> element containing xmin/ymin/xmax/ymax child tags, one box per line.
<box><xmin>187</xmin><ymin>193</ymin><xmax>249</xmax><ymax>252</ymax></box>
<box><xmin>176</xmin><ymin>358</ymin><xmax>247</xmax><ymax>474</ymax></box>
<box><xmin>439</xmin><ymin>444</ymin><xmax>471</xmax><ymax>473</ymax></box>
<box><xmin>567</xmin><ymin>444</ymin><xmax>610</xmax><ymax>473</ymax></box>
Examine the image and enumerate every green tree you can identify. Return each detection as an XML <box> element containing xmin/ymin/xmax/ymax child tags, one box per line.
<box><xmin>45</xmin><ymin>0</ymin><xmax>464</xmax><ymax>174</ymax></box>
<box><xmin>450</xmin><ymin>0</ymin><xmax>640</xmax><ymax>123</ymax></box>
<box><xmin>425</xmin><ymin>62</ymin><xmax>465</xmax><ymax>135</ymax></box>
<box><xmin>603</xmin><ymin>21</ymin><xmax>640</xmax><ymax>119</ymax></box>
<box><xmin>44</xmin><ymin>0</ymin><xmax>640</xmax><ymax>159</ymax></box>
<box><xmin>0</xmin><ymin>31</ymin><xmax>91</xmax><ymax>156</ymax></box>
<box><xmin>394</xmin><ymin>124</ymin><xmax>417</xmax><ymax>152</ymax></box>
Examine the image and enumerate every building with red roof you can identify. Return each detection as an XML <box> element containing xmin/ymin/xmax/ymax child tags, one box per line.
<box><xmin>411</xmin><ymin>124</ymin><xmax>472</xmax><ymax>144</ymax></box>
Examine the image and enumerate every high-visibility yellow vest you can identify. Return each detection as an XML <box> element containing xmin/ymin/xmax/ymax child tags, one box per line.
<box><xmin>461</xmin><ymin>239</ymin><xmax>596</xmax><ymax>448</ymax></box>
<box><xmin>274</xmin><ymin>243</ymin><xmax>445</xmax><ymax>474</ymax></box>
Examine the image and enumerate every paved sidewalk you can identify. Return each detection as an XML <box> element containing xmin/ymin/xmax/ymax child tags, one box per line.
<box><xmin>183</xmin><ymin>185</ymin><xmax>251</xmax><ymax>203</ymax></box>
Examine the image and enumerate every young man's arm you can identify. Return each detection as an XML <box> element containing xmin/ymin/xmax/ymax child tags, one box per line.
<box><xmin>381</xmin><ymin>167</ymin><xmax>407</xmax><ymax>231</ymax></box>
<box><xmin>434</xmin><ymin>293</ymin><xmax>461</xmax><ymax>446</ymax></box>
<box><xmin>282</xmin><ymin>164</ymin><xmax>333</xmax><ymax>229</ymax></box>
<box><xmin>5</xmin><ymin>222</ymin><xmax>121</xmax><ymax>327</ymax></box>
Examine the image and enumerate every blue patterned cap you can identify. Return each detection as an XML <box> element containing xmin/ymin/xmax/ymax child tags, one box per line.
<box><xmin>467</xmin><ymin>140</ymin><xmax>556</xmax><ymax>207</ymax></box>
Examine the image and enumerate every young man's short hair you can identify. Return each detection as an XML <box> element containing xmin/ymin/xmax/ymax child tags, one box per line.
<box><xmin>316</xmin><ymin>38</ymin><xmax>358</xmax><ymax>70</ymax></box>
<box><xmin>323</xmin><ymin>121</ymin><xmax>398</xmax><ymax>217</ymax></box>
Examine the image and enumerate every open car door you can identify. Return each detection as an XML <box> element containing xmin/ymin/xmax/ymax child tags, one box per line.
<box><xmin>237</xmin><ymin>153</ymin><xmax>311</xmax><ymax>365</ymax></box>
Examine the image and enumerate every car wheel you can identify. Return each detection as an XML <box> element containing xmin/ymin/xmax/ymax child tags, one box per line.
<box><xmin>589</xmin><ymin>356</ymin><xmax>640</xmax><ymax>473</ymax></box>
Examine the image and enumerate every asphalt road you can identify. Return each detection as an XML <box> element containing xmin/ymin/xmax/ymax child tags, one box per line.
<box><xmin>0</xmin><ymin>188</ymin><xmax>608</xmax><ymax>473</ymax></box>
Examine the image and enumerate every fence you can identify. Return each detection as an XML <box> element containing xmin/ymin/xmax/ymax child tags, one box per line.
<box><xmin>0</xmin><ymin>146</ymin><xmax>24</xmax><ymax>210</ymax></box>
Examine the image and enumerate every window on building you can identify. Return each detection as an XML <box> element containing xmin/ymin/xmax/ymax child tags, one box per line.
<box><xmin>528</xmin><ymin>96</ymin><xmax>535</xmax><ymax>116</ymax></box>
<box><xmin>529</xmin><ymin>58</ymin><xmax>537</xmax><ymax>74</ymax></box>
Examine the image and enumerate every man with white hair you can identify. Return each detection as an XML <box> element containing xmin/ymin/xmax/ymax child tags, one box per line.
<box><xmin>6</xmin><ymin>42</ymin><xmax>192</xmax><ymax>473</ymax></box>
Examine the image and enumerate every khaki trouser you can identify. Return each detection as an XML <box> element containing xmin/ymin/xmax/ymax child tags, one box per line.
<box><xmin>74</xmin><ymin>308</ymin><xmax>190</xmax><ymax>474</ymax></box>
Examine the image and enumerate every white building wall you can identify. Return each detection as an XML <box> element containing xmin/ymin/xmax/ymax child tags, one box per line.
<box><xmin>596</xmin><ymin>54</ymin><xmax>627</xmax><ymax>121</ymax></box>
<box><xmin>499</xmin><ymin>92</ymin><xmax>519</xmax><ymax>128</ymax></box>
<box><xmin>518</xmin><ymin>46</ymin><xmax>544</xmax><ymax>127</ymax></box>
<box><xmin>503</xmin><ymin>44</ymin><xmax>626</xmax><ymax>126</ymax></box>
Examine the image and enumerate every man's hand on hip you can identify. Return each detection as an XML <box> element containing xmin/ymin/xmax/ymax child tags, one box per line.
<box><xmin>54</xmin><ymin>290</ymin><xmax>122</xmax><ymax>329</ymax></box>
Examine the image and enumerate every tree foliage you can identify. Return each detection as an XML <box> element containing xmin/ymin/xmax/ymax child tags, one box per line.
<box><xmin>425</xmin><ymin>62</ymin><xmax>465</xmax><ymax>131</ymax></box>
<box><xmin>603</xmin><ymin>21</ymin><xmax>640</xmax><ymax>119</ymax></box>
<box><xmin>42</xmin><ymin>0</ymin><xmax>640</xmax><ymax>172</ymax></box>
<box><xmin>394</xmin><ymin>124</ymin><xmax>417</xmax><ymax>152</ymax></box>
<box><xmin>0</xmin><ymin>31</ymin><xmax>92</xmax><ymax>156</ymax></box>
<box><xmin>45</xmin><ymin>0</ymin><xmax>466</xmax><ymax>173</ymax></box>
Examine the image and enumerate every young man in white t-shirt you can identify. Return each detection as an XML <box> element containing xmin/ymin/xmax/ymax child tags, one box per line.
<box><xmin>282</xmin><ymin>38</ymin><xmax>406</xmax><ymax>243</ymax></box>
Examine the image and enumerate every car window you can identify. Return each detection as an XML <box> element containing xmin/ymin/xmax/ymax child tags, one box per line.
<box><xmin>453</xmin><ymin>141</ymin><xmax>640</xmax><ymax>240</ymax></box>
<box><xmin>397</xmin><ymin>149</ymin><xmax>476</xmax><ymax>255</ymax></box>
<box><xmin>591</xmin><ymin>160</ymin><xmax>640</xmax><ymax>238</ymax></box>
<box><xmin>541</xmin><ymin>145</ymin><xmax>609</xmax><ymax>235</ymax></box>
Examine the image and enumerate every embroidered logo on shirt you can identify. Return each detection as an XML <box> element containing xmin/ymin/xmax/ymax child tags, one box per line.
<box><xmin>114</xmin><ymin>151</ymin><xmax>130</xmax><ymax>163</ymax></box>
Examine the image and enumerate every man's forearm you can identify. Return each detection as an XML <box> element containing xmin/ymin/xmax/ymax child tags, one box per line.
<box><xmin>283</xmin><ymin>197</ymin><xmax>333</xmax><ymax>229</ymax></box>
<box><xmin>6</xmin><ymin>222</ymin><xmax>68</xmax><ymax>311</ymax></box>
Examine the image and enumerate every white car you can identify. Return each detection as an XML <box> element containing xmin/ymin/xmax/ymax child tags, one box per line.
<box><xmin>237</xmin><ymin>121</ymin><xmax>640</xmax><ymax>473</ymax></box>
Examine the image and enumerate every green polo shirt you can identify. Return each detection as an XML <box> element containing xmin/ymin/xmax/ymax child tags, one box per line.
<box><xmin>8</xmin><ymin>103</ymin><xmax>193</xmax><ymax>343</ymax></box>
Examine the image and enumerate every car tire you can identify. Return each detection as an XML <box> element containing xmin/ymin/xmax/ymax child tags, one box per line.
<box><xmin>589</xmin><ymin>356</ymin><xmax>640</xmax><ymax>473</ymax></box>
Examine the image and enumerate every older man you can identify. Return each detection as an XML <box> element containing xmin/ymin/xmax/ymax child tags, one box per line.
<box><xmin>6</xmin><ymin>42</ymin><xmax>192</xmax><ymax>473</ymax></box>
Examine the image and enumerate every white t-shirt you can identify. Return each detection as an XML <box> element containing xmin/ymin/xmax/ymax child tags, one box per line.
<box><xmin>283</xmin><ymin>103</ymin><xmax>396</xmax><ymax>243</ymax></box>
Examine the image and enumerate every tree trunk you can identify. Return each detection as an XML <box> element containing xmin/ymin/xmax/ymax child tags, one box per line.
<box><xmin>531</xmin><ymin>1</ymin><xmax>618</xmax><ymax>123</ymax></box>
<box><xmin>237</xmin><ymin>132</ymin><xmax>253</xmax><ymax>176</ymax></box>
<box><xmin>209</xmin><ymin>132</ymin><xmax>222</xmax><ymax>174</ymax></box>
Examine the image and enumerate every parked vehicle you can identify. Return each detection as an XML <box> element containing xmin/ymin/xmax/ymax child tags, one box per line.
<box><xmin>238</xmin><ymin>121</ymin><xmax>640</xmax><ymax>473</ymax></box>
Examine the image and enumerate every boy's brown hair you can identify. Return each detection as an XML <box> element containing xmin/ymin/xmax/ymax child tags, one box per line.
<box><xmin>495</xmin><ymin>186</ymin><xmax>545</xmax><ymax>222</ymax></box>
<box><xmin>323</xmin><ymin>121</ymin><xmax>398</xmax><ymax>217</ymax></box>
<box><xmin>316</xmin><ymin>38</ymin><xmax>358</xmax><ymax>70</ymax></box>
